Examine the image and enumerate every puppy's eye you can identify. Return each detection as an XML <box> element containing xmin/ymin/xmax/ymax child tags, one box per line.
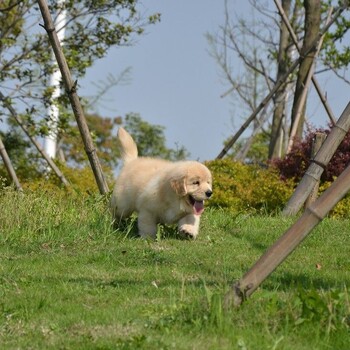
<box><xmin>193</xmin><ymin>181</ymin><xmax>200</xmax><ymax>185</ymax></box>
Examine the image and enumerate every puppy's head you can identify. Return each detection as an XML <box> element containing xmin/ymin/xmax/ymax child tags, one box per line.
<box><xmin>171</xmin><ymin>162</ymin><xmax>212</xmax><ymax>215</ymax></box>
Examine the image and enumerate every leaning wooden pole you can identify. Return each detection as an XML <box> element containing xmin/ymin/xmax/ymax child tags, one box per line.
<box><xmin>304</xmin><ymin>132</ymin><xmax>326</xmax><ymax>208</ymax></box>
<box><xmin>283</xmin><ymin>101</ymin><xmax>350</xmax><ymax>216</ymax></box>
<box><xmin>0</xmin><ymin>135</ymin><xmax>22</xmax><ymax>191</ymax></box>
<box><xmin>37</xmin><ymin>0</ymin><xmax>109</xmax><ymax>195</ymax></box>
<box><xmin>225</xmin><ymin>161</ymin><xmax>350</xmax><ymax>308</ymax></box>
<box><xmin>216</xmin><ymin>5</ymin><xmax>345</xmax><ymax>159</ymax></box>
<box><xmin>0</xmin><ymin>91</ymin><xmax>69</xmax><ymax>187</ymax></box>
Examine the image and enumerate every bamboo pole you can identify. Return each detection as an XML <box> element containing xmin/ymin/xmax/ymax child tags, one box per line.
<box><xmin>304</xmin><ymin>132</ymin><xmax>326</xmax><ymax>208</ymax></box>
<box><xmin>37</xmin><ymin>0</ymin><xmax>109</xmax><ymax>195</ymax></box>
<box><xmin>283</xmin><ymin>101</ymin><xmax>350</xmax><ymax>216</ymax></box>
<box><xmin>274</xmin><ymin>0</ymin><xmax>336</xmax><ymax>125</ymax></box>
<box><xmin>0</xmin><ymin>91</ymin><xmax>69</xmax><ymax>187</ymax></box>
<box><xmin>225</xmin><ymin>160</ymin><xmax>350</xmax><ymax>308</ymax></box>
<box><xmin>216</xmin><ymin>5</ymin><xmax>345</xmax><ymax>159</ymax></box>
<box><xmin>0</xmin><ymin>135</ymin><xmax>23</xmax><ymax>191</ymax></box>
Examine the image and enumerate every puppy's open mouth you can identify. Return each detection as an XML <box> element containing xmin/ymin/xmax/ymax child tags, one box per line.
<box><xmin>189</xmin><ymin>195</ymin><xmax>204</xmax><ymax>215</ymax></box>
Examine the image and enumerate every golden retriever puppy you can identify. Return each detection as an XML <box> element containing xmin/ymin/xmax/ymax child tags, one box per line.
<box><xmin>110</xmin><ymin>127</ymin><xmax>213</xmax><ymax>239</ymax></box>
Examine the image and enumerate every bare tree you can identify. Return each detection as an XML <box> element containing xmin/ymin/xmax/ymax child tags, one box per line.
<box><xmin>210</xmin><ymin>0</ymin><xmax>350</xmax><ymax>160</ymax></box>
<box><xmin>207</xmin><ymin>0</ymin><xmax>277</xmax><ymax>161</ymax></box>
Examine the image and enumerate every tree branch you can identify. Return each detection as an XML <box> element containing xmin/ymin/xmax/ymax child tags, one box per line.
<box><xmin>0</xmin><ymin>0</ymin><xmax>22</xmax><ymax>12</ymax></box>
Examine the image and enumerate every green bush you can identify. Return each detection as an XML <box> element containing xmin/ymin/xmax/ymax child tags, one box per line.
<box><xmin>2</xmin><ymin>163</ymin><xmax>115</xmax><ymax>200</ymax></box>
<box><xmin>206</xmin><ymin>159</ymin><xmax>294</xmax><ymax>214</ymax></box>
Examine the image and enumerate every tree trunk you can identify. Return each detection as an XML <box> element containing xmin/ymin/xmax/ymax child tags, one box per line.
<box><xmin>269</xmin><ymin>0</ymin><xmax>292</xmax><ymax>159</ymax></box>
<box><xmin>290</xmin><ymin>0</ymin><xmax>321</xmax><ymax>141</ymax></box>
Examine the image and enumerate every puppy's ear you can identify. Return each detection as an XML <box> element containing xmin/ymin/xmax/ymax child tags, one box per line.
<box><xmin>171</xmin><ymin>177</ymin><xmax>187</xmax><ymax>196</ymax></box>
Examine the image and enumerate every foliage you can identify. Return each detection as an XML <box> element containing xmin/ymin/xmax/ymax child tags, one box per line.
<box><xmin>270</xmin><ymin>127</ymin><xmax>350</xmax><ymax>218</ymax></box>
<box><xmin>271</xmin><ymin>127</ymin><xmax>350</xmax><ymax>183</ymax></box>
<box><xmin>19</xmin><ymin>163</ymin><xmax>114</xmax><ymax>197</ymax></box>
<box><xmin>123</xmin><ymin>113</ymin><xmax>190</xmax><ymax>160</ymax></box>
<box><xmin>0</xmin><ymin>188</ymin><xmax>349</xmax><ymax>349</ymax></box>
<box><xmin>296</xmin><ymin>287</ymin><xmax>349</xmax><ymax>332</ymax></box>
<box><xmin>271</xmin><ymin>132</ymin><xmax>315</xmax><ymax>183</ymax></box>
<box><xmin>206</xmin><ymin>159</ymin><xmax>294</xmax><ymax>214</ymax></box>
<box><xmin>52</xmin><ymin>112</ymin><xmax>189</xmax><ymax>168</ymax></box>
<box><xmin>225</xmin><ymin>130</ymin><xmax>270</xmax><ymax>163</ymax></box>
<box><xmin>0</xmin><ymin>128</ymin><xmax>42</xmax><ymax>182</ymax></box>
<box><xmin>58</xmin><ymin>113</ymin><xmax>123</xmax><ymax>168</ymax></box>
<box><xmin>318</xmin><ymin>180</ymin><xmax>350</xmax><ymax>218</ymax></box>
<box><xmin>0</xmin><ymin>0</ymin><xmax>160</xmax><ymax>137</ymax></box>
<box><xmin>1</xmin><ymin>113</ymin><xmax>122</xmax><ymax>185</ymax></box>
<box><xmin>0</xmin><ymin>111</ymin><xmax>188</xmax><ymax>186</ymax></box>
<box><xmin>321</xmin><ymin>1</ymin><xmax>350</xmax><ymax>72</ymax></box>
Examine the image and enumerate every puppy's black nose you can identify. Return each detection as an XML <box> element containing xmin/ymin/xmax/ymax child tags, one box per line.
<box><xmin>205</xmin><ymin>190</ymin><xmax>213</xmax><ymax>198</ymax></box>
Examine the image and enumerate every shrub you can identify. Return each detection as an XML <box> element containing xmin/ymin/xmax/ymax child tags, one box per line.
<box><xmin>271</xmin><ymin>127</ymin><xmax>350</xmax><ymax>183</ymax></box>
<box><xmin>318</xmin><ymin>181</ymin><xmax>350</xmax><ymax>218</ymax></box>
<box><xmin>270</xmin><ymin>127</ymin><xmax>350</xmax><ymax>218</ymax></box>
<box><xmin>15</xmin><ymin>163</ymin><xmax>115</xmax><ymax>199</ymax></box>
<box><xmin>205</xmin><ymin>159</ymin><xmax>294</xmax><ymax>214</ymax></box>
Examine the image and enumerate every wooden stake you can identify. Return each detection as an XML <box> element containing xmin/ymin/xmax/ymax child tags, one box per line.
<box><xmin>304</xmin><ymin>132</ymin><xmax>326</xmax><ymax>208</ymax></box>
<box><xmin>37</xmin><ymin>0</ymin><xmax>109</xmax><ymax>195</ymax></box>
<box><xmin>0</xmin><ymin>135</ymin><xmax>22</xmax><ymax>191</ymax></box>
<box><xmin>283</xmin><ymin>101</ymin><xmax>350</xmax><ymax>216</ymax></box>
<box><xmin>225</xmin><ymin>160</ymin><xmax>350</xmax><ymax>307</ymax></box>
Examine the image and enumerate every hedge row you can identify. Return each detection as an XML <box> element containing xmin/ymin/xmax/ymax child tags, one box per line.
<box><xmin>2</xmin><ymin>158</ymin><xmax>350</xmax><ymax>218</ymax></box>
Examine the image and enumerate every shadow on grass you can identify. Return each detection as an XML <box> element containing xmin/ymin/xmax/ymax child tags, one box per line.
<box><xmin>67</xmin><ymin>276</ymin><xmax>149</xmax><ymax>288</ymax></box>
<box><xmin>262</xmin><ymin>271</ymin><xmax>350</xmax><ymax>292</ymax></box>
<box><xmin>63</xmin><ymin>275</ymin><xmax>219</xmax><ymax>291</ymax></box>
<box><xmin>112</xmin><ymin>216</ymin><xmax>194</xmax><ymax>241</ymax></box>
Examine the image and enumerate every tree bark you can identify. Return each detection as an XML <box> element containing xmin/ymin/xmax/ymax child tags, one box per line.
<box><xmin>290</xmin><ymin>0</ymin><xmax>321</xmax><ymax>140</ymax></box>
<box><xmin>269</xmin><ymin>0</ymin><xmax>292</xmax><ymax>159</ymax></box>
<box><xmin>274</xmin><ymin>0</ymin><xmax>336</xmax><ymax>126</ymax></box>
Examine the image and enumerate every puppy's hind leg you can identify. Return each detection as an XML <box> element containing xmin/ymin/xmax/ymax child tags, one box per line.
<box><xmin>178</xmin><ymin>214</ymin><xmax>201</xmax><ymax>239</ymax></box>
<box><xmin>138</xmin><ymin>211</ymin><xmax>158</xmax><ymax>239</ymax></box>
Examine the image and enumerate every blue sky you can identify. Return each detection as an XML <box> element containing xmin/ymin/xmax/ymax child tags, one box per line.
<box><xmin>80</xmin><ymin>1</ymin><xmax>349</xmax><ymax>162</ymax></box>
<box><xmin>80</xmin><ymin>1</ymin><xmax>240</xmax><ymax>161</ymax></box>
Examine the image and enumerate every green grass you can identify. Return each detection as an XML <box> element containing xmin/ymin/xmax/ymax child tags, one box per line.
<box><xmin>0</xmin><ymin>188</ymin><xmax>349</xmax><ymax>349</ymax></box>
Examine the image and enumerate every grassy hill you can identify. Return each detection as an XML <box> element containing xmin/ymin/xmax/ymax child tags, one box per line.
<box><xmin>0</xmin><ymin>189</ymin><xmax>349</xmax><ymax>349</ymax></box>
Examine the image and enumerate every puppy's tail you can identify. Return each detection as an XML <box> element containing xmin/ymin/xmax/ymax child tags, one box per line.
<box><xmin>117</xmin><ymin>127</ymin><xmax>138</xmax><ymax>163</ymax></box>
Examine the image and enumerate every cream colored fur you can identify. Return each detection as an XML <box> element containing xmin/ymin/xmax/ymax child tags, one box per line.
<box><xmin>110</xmin><ymin>127</ymin><xmax>213</xmax><ymax>239</ymax></box>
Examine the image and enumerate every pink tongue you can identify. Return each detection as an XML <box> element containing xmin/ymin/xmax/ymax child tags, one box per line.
<box><xmin>194</xmin><ymin>200</ymin><xmax>204</xmax><ymax>215</ymax></box>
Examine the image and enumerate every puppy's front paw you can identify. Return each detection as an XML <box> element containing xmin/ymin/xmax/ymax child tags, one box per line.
<box><xmin>179</xmin><ymin>225</ymin><xmax>198</xmax><ymax>240</ymax></box>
